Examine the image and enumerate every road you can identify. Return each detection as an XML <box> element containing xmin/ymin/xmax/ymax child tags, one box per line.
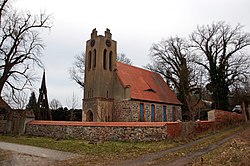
<box><xmin>0</xmin><ymin>142</ymin><xmax>80</xmax><ymax>166</ymax></box>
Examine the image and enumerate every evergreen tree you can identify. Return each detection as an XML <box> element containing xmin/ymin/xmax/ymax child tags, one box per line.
<box><xmin>26</xmin><ymin>92</ymin><xmax>39</xmax><ymax>119</ymax></box>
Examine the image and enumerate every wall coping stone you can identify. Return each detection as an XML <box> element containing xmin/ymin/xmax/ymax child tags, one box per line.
<box><xmin>28</xmin><ymin>121</ymin><xmax>172</xmax><ymax>127</ymax></box>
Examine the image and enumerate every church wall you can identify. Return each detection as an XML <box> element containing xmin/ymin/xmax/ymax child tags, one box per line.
<box><xmin>113</xmin><ymin>100</ymin><xmax>138</xmax><ymax>122</ymax></box>
<box><xmin>97</xmin><ymin>99</ymin><xmax>114</xmax><ymax>122</ymax></box>
<box><xmin>112</xmin><ymin>73</ymin><xmax>127</xmax><ymax>100</ymax></box>
<box><xmin>83</xmin><ymin>98</ymin><xmax>114</xmax><ymax>122</ymax></box>
<box><xmin>113</xmin><ymin>100</ymin><xmax>182</xmax><ymax>122</ymax></box>
<box><xmin>82</xmin><ymin>99</ymin><xmax>98</xmax><ymax>121</ymax></box>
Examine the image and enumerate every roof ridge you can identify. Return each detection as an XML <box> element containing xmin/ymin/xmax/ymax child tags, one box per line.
<box><xmin>117</xmin><ymin>62</ymin><xmax>157</xmax><ymax>75</ymax></box>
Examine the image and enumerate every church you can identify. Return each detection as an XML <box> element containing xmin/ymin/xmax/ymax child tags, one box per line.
<box><xmin>82</xmin><ymin>29</ymin><xmax>182</xmax><ymax>122</ymax></box>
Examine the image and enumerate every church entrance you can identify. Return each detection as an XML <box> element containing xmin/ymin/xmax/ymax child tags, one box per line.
<box><xmin>86</xmin><ymin>110</ymin><xmax>93</xmax><ymax>122</ymax></box>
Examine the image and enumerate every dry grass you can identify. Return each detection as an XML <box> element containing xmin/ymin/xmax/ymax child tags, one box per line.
<box><xmin>190</xmin><ymin>126</ymin><xmax>250</xmax><ymax>166</ymax></box>
<box><xmin>0</xmin><ymin>124</ymin><xmax>248</xmax><ymax>165</ymax></box>
<box><xmin>147</xmin><ymin>125</ymin><xmax>244</xmax><ymax>165</ymax></box>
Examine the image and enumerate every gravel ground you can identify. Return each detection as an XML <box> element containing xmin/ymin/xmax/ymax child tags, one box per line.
<box><xmin>0</xmin><ymin>142</ymin><xmax>81</xmax><ymax>166</ymax></box>
<box><xmin>0</xmin><ymin>150</ymin><xmax>55</xmax><ymax>166</ymax></box>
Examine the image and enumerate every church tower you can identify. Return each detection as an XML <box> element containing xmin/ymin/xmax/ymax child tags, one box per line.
<box><xmin>37</xmin><ymin>71</ymin><xmax>51</xmax><ymax>120</ymax></box>
<box><xmin>83</xmin><ymin>28</ymin><xmax>117</xmax><ymax>122</ymax></box>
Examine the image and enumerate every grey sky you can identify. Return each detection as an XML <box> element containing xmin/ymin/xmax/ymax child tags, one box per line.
<box><xmin>14</xmin><ymin>0</ymin><xmax>250</xmax><ymax>107</ymax></box>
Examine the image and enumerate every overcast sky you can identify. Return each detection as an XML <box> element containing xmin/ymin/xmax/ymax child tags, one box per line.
<box><xmin>14</xmin><ymin>0</ymin><xmax>250</xmax><ymax>108</ymax></box>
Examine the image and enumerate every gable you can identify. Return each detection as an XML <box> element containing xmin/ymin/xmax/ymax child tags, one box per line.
<box><xmin>0</xmin><ymin>98</ymin><xmax>11</xmax><ymax>111</ymax></box>
<box><xmin>116</xmin><ymin>62</ymin><xmax>182</xmax><ymax>105</ymax></box>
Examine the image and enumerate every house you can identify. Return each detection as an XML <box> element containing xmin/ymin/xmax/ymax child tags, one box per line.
<box><xmin>0</xmin><ymin>98</ymin><xmax>35</xmax><ymax>134</ymax></box>
<box><xmin>0</xmin><ymin>98</ymin><xmax>11</xmax><ymax>133</ymax></box>
<box><xmin>82</xmin><ymin>29</ymin><xmax>182</xmax><ymax>122</ymax></box>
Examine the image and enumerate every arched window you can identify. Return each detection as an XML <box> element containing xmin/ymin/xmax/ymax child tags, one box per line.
<box><xmin>88</xmin><ymin>51</ymin><xmax>92</xmax><ymax>70</ymax></box>
<box><xmin>163</xmin><ymin>106</ymin><xmax>167</xmax><ymax>122</ymax></box>
<box><xmin>151</xmin><ymin>104</ymin><xmax>155</xmax><ymax>122</ymax></box>
<box><xmin>109</xmin><ymin>51</ymin><xmax>112</xmax><ymax>71</ymax></box>
<box><xmin>103</xmin><ymin>49</ymin><xmax>107</xmax><ymax>70</ymax></box>
<box><xmin>86</xmin><ymin>110</ymin><xmax>93</xmax><ymax>122</ymax></box>
<box><xmin>139</xmin><ymin>103</ymin><xmax>144</xmax><ymax>122</ymax></box>
<box><xmin>93</xmin><ymin>49</ymin><xmax>97</xmax><ymax>68</ymax></box>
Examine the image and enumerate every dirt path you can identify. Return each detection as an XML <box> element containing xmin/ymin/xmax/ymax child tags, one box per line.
<box><xmin>165</xmin><ymin>134</ymin><xmax>237</xmax><ymax>166</ymax></box>
<box><xmin>118</xmin><ymin>128</ymin><xmax>243</xmax><ymax>166</ymax></box>
<box><xmin>0</xmin><ymin>150</ymin><xmax>56</xmax><ymax>166</ymax></box>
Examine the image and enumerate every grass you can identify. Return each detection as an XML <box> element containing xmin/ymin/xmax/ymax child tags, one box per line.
<box><xmin>190</xmin><ymin>124</ymin><xmax>250</xmax><ymax>166</ymax></box>
<box><xmin>139</xmin><ymin>124</ymin><xmax>249</xmax><ymax>165</ymax></box>
<box><xmin>0</xmin><ymin>123</ymin><xmax>248</xmax><ymax>165</ymax></box>
<box><xmin>0</xmin><ymin>134</ymin><xmax>178</xmax><ymax>160</ymax></box>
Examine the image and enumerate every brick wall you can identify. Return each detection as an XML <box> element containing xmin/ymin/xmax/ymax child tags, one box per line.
<box><xmin>208</xmin><ymin>109</ymin><xmax>245</xmax><ymax>124</ymax></box>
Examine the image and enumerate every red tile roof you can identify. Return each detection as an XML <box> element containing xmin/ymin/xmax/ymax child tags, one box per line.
<box><xmin>116</xmin><ymin>62</ymin><xmax>182</xmax><ymax>105</ymax></box>
<box><xmin>0</xmin><ymin>98</ymin><xmax>11</xmax><ymax>110</ymax></box>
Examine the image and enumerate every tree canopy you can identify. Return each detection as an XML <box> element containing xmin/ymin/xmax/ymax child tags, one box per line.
<box><xmin>147</xmin><ymin>22</ymin><xmax>250</xmax><ymax>120</ymax></box>
<box><xmin>0</xmin><ymin>0</ymin><xmax>52</xmax><ymax>102</ymax></box>
<box><xmin>147</xmin><ymin>37</ymin><xmax>201</xmax><ymax>120</ymax></box>
<box><xmin>190</xmin><ymin>22</ymin><xmax>250</xmax><ymax>110</ymax></box>
<box><xmin>69</xmin><ymin>52</ymin><xmax>132</xmax><ymax>89</ymax></box>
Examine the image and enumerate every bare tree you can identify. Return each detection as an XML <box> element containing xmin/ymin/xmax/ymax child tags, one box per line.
<box><xmin>147</xmin><ymin>37</ymin><xmax>200</xmax><ymax>120</ymax></box>
<box><xmin>69</xmin><ymin>52</ymin><xmax>85</xmax><ymax>89</ymax></box>
<box><xmin>117</xmin><ymin>53</ymin><xmax>132</xmax><ymax>65</ymax></box>
<box><xmin>4</xmin><ymin>90</ymin><xmax>28</xmax><ymax>109</ymax></box>
<box><xmin>190</xmin><ymin>22</ymin><xmax>250</xmax><ymax>110</ymax></box>
<box><xmin>49</xmin><ymin>98</ymin><xmax>62</xmax><ymax>110</ymax></box>
<box><xmin>0</xmin><ymin>0</ymin><xmax>52</xmax><ymax>100</ymax></box>
<box><xmin>69</xmin><ymin>52</ymin><xmax>132</xmax><ymax>89</ymax></box>
<box><xmin>66</xmin><ymin>92</ymin><xmax>79</xmax><ymax>121</ymax></box>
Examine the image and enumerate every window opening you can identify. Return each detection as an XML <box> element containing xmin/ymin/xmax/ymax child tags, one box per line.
<box><xmin>103</xmin><ymin>49</ymin><xmax>107</xmax><ymax>70</ymax></box>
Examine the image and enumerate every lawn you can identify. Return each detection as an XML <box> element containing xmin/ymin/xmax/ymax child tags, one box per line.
<box><xmin>0</xmin><ymin>134</ymin><xmax>178</xmax><ymax>163</ymax></box>
<box><xmin>0</xmin><ymin>123</ymin><xmax>248</xmax><ymax>165</ymax></box>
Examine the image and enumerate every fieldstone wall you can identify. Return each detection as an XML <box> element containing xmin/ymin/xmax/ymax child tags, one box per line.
<box><xmin>25</xmin><ymin>110</ymin><xmax>245</xmax><ymax>142</ymax></box>
<box><xmin>113</xmin><ymin>100</ymin><xmax>182</xmax><ymax>122</ymax></box>
<box><xmin>26</xmin><ymin>121</ymin><xmax>168</xmax><ymax>141</ymax></box>
<box><xmin>113</xmin><ymin>100</ymin><xmax>138</xmax><ymax>122</ymax></box>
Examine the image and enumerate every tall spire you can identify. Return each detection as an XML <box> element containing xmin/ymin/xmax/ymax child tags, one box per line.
<box><xmin>37</xmin><ymin>70</ymin><xmax>51</xmax><ymax>120</ymax></box>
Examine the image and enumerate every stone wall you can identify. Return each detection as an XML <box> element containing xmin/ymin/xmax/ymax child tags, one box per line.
<box><xmin>113</xmin><ymin>100</ymin><xmax>138</xmax><ymax>122</ymax></box>
<box><xmin>26</xmin><ymin>121</ymin><xmax>168</xmax><ymax>141</ymax></box>
<box><xmin>113</xmin><ymin>100</ymin><xmax>182</xmax><ymax>122</ymax></box>
<box><xmin>208</xmin><ymin>109</ymin><xmax>245</xmax><ymax>124</ymax></box>
<box><xmin>25</xmin><ymin>110</ymin><xmax>245</xmax><ymax>142</ymax></box>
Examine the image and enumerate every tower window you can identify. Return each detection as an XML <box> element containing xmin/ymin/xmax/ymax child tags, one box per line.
<box><xmin>109</xmin><ymin>51</ymin><xmax>112</xmax><ymax>71</ymax></box>
<box><xmin>103</xmin><ymin>49</ymin><xmax>107</xmax><ymax>70</ymax></box>
<box><xmin>94</xmin><ymin>49</ymin><xmax>96</xmax><ymax>68</ymax></box>
<box><xmin>88</xmin><ymin>51</ymin><xmax>92</xmax><ymax>70</ymax></box>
